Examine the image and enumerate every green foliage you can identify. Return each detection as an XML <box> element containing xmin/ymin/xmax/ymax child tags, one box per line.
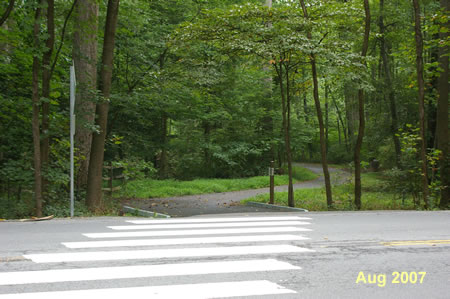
<box><xmin>119</xmin><ymin>166</ymin><xmax>316</xmax><ymax>199</ymax></box>
<box><xmin>1</xmin><ymin>0</ymin><xmax>448</xmax><ymax>216</ymax></box>
<box><xmin>382</xmin><ymin>125</ymin><xmax>444</xmax><ymax>208</ymax></box>
<box><xmin>0</xmin><ymin>159</ymin><xmax>33</xmax><ymax>191</ymax></box>
<box><xmin>0</xmin><ymin>194</ymin><xmax>34</xmax><ymax>219</ymax></box>
<box><xmin>246</xmin><ymin>172</ymin><xmax>416</xmax><ymax>211</ymax></box>
<box><xmin>111</xmin><ymin>158</ymin><xmax>157</xmax><ymax>181</ymax></box>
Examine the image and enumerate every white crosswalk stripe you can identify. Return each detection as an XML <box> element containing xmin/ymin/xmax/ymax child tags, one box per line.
<box><xmin>2</xmin><ymin>214</ymin><xmax>315</xmax><ymax>298</ymax></box>
<box><xmin>0</xmin><ymin>259</ymin><xmax>299</xmax><ymax>285</ymax></box>
<box><xmin>24</xmin><ymin>244</ymin><xmax>314</xmax><ymax>263</ymax></box>
<box><xmin>107</xmin><ymin>220</ymin><xmax>311</xmax><ymax>230</ymax></box>
<box><xmin>62</xmin><ymin>234</ymin><xmax>309</xmax><ymax>249</ymax></box>
<box><xmin>126</xmin><ymin>215</ymin><xmax>311</xmax><ymax>224</ymax></box>
<box><xmin>0</xmin><ymin>280</ymin><xmax>296</xmax><ymax>298</ymax></box>
<box><xmin>83</xmin><ymin>226</ymin><xmax>311</xmax><ymax>238</ymax></box>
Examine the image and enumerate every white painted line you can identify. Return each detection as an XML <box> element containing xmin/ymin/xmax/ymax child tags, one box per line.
<box><xmin>108</xmin><ymin>220</ymin><xmax>311</xmax><ymax>230</ymax></box>
<box><xmin>0</xmin><ymin>259</ymin><xmax>299</xmax><ymax>285</ymax></box>
<box><xmin>24</xmin><ymin>245</ymin><xmax>314</xmax><ymax>263</ymax></box>
<box><xmin>84</xmin><ymin>226</ymin><xmax>312</xmax><ymax>239</ymax></box>
<box><xmin>0</xmin><ymin>280</ymin><xmax>296</xmax><ymax>298</ymax></box>
<box><xmin>127</xmin><ymin>215</ymin><xmax>311</xmax><ymax>224</ymax></box>
<box><xmin>63</xmin><ymin>234</ymin><xmax>309</xmax><ymax>249</ymax></box>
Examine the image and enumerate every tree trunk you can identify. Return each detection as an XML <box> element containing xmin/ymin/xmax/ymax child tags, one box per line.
<box><xmin>337</xmin><ymin>115</ymin><xmax>341</xmax><ymax>145</ymax></box>
<box><xmin>73</xmin><ymin>0</ymin><xmax>98</xmax><ymax>189</ymax></box>
<box><xmin>302</xmin><ymin>68</ymin><xmax>313</xmax><ymax>160</ymax></box>
<box><xmin>344</xmin><ymin>83</ymin><xmax>356</xmax><ymax>150</ymax></box>
<box><xmin>325</xmin><ymin>83</ymin><xmax>329</xmax><ymax>153</ymax></box>
<box><xmin>379</xmin><ymin>0</ymin><xmax>401</xmax><ymax>168</ymax></box>
<box><xmin>300</xmin><ymin>0</ymin><xmax>333</xmax><ymax>208</ymax></box>
<box><xmin>274</xmin><ymin>61</ymin><xmax>294</xmax><ymax>207</ymax></box>
<box><xmin>203</xmin><ymin>120</ymin><xmax>211</xmax><ymax>176</ymax></box>
<box><xmin>333</xmin><ymin>97</ymin><xmax>347</xmax><ymax>147</ymax></box>
<box><xmin>354</xmin><ymin>0</ymin><xmax>371</xmax><ymax>210</ymax></box>
<box><xmin>86</xmin><ymin>0</ymin><xmax>120</xmax><ymax>212</ymax></box>
<box><xmin>159</xmin><ymin>114</ymin><xmax>169</xmax><ymax>179</ymax></box>
<box><xmin>32</xmin><ymin>0</ymin><xmax>43</xmax><ymax>217</ymax></box>
<box><xmin>437</xmin><ymin>0</ymin><xmax>449</xmax><ymax>208</ymax></box>
<box><xmin>285</xmin><ymin>61</ymin><xmax>294</xmax><ymax>207</ymax></box>
<box><xmin>40</xmin><ymin>0</ymin><xmax>55</xmax><ymax>195</ymax></box>
<box><xmin>412</xmin><ymin>0</ymin><xmax>429</xmax><ymax>208</ymax></box>
<box><xmin>157</xmin><ymin>52</ymin><xmax>169</xmax><ymax>179</ymax></box>
<box><xmin>262</xmin><ymin>0</ymin><xmax>275</xmax><ymax>163</ymax></box>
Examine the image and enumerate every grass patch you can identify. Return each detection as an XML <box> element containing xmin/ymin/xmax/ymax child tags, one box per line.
<box><xmin>244</xmin><ymin>171</ymin><xmax>416</xmax><ymax>211</ymax></box>
<box><xmin>119</xmin><ymin>165</ymin><xmax>318</xmax><ymax>199</ymax></box>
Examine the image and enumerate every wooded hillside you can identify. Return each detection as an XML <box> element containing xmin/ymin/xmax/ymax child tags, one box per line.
<box><xmin>0</xmin><ymin>0</ymin><xmax>448</xmax><ymax>218</ymax></box>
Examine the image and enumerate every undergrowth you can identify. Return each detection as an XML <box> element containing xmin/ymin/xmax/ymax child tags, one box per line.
<box><xmin>119</xmin><ymin>165</ymin><xmax>318</xmax><ymax>198</ymax></box>
<box><xmin>244</xmin><ymin>172</ymin><xmax>417</xmax><ymax>211</ymax></box>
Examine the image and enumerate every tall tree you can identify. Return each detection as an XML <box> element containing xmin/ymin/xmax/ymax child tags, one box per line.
<box><xmin>40</xmin><ymin>0</ymin><xmax>55</xmax><ymax>195</ymax></box>
<box><xmin>299</xmin><ymin>0</ymin><xmax>333</xmax><ymax>208</ymax></box>
<box><xmin>86</xmin><ymin>0</ymin><xmax>120</xmax><ymax>211</ymax></box>
<box><xmin>273</xmin><ymin>56</ymin><xmax>295</xmax><ymax>207</ymax></box>
<box><xmin>412</xmin><ymin>0</ymin><xmax>429</xmax><ymax>208</ymax></box>
<box><xmin>379</xmin><ymin>0</ymin><xmax>401</xmax><ymax>169</ymax></box>
<box><xmin>354</xmin><ymin>0</ymin><xmax>371</xmax><ymax>210</ymax></box>
<box><xmin>73</xmin><ymin>0</ymin><xmax>98</xmax><ymax>188</ymax></box>
<box><xmin>263</xmin><ymin>0</ymin><xmax>275</xmax><ymax>167</ymax></box>
<box><xmin>31</xmin><ymin>0</ymin><xmax>43</xmax><ymax>217</ymax></box>
<box><xmin>437</xmin><ymin>0</ymin><xmax>449</xmax><ymax>208</ymax></box>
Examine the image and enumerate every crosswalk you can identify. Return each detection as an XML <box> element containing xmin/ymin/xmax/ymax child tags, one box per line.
<box><xmin>0</xmin><ymin>214</ymin><xmax>315</xmax><ymax>298</ymax></box>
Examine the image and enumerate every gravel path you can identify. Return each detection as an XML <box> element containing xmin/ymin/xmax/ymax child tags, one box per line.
<box><xmin>122</xmin><ymin>163</ymin><xmax>350</xmax><ymax>217</ymax></box>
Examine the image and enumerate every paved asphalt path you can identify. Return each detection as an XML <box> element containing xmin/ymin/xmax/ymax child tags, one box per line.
<box><xmin>123</xmin><ymin>164</ymin><xmax>350</xmax><ymax>217</ymax></box>
<box><xmin>0</xmin><ymin>211</ymin><xmax>449</xmax><ymax>298</ymax></box>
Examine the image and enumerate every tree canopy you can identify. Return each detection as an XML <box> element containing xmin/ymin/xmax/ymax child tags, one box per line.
<box><xmin>0</xmin><ymin>0</ymin><xmax>448</xmax><ymax>218</ymax></box>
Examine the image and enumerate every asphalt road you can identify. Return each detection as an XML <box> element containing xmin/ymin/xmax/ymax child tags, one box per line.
<box><xmin>0</xmin><ymin>211</ymin><xmax>449</xmax><ymax>298</ymax></box>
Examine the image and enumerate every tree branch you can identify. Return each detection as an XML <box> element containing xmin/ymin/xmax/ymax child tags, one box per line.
<box><xmin>128</xmin><ymin>47</ymin><xmax>168</xmax><ymax>93</ymax></box>
<box><xmin>0</xmin><ymin>0</ymin><xmax>15</xmax><ymax>27</ymax></box>
<box><xmin>50</xmin><ymin>0</ymin><xmax>77</xmax><ymax>77</ymax></box>
<box><xmin>318</xmin><ymin>32</ymin><xmax>328</xmax><ymax>45</ymax></box>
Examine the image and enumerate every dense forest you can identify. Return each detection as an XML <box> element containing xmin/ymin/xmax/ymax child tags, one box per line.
<box><xmin>0</xmin><ymin>0</ymin><xmax>448</xmax><ymax>218</ymax></box>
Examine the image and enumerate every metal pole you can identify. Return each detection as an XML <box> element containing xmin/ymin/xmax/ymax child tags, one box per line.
<box><xmin>70</xmin><ymin>64</ymin><xmax>76</xmax><ymax>217</ymax></box>
<box><xmin>269</xmin><ymin>161</ymin><xmax>274</xmax><ymax>204</ymax></box>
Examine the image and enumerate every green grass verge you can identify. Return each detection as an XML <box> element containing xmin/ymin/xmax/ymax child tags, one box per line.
<box><xmin>244</xmin><ymin>172</ymin><xmax>416</xmax><ymax>211</ymax></box>
<box><xmin>119</xmin><ymin>165</ymin><xmax>318</xmax><ymax>199</ymax></box>
<box><xmin>0</xmin><ymin>193</ymin><xmax>122</xmax><ymax>219</ymax></box>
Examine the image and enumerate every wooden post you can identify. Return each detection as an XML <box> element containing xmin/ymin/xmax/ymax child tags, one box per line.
<box><xmin>269</xmin><ymin>161</ymin><xmax>274</xmax><ymax>204</ymax></box>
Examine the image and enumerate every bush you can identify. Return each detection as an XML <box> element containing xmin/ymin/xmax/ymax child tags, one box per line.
<box><xmin>111</xmin><ymin>158</ymin><xmax>157</xmax><ymax>181</ymax></box>
<box><xmin>327</xmin><ymin>144</ymin><xmax>352</xmax><ymax>164</ymax></box>
<box><xmin>0</xmin><ymin>194</ymin><xmax>34</xmax><ymax>219</ymax></box>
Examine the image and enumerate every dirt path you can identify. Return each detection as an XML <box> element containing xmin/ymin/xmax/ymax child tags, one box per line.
<box><xmin>123</xmin><ymin>163</ymin><xmax>350</xmax><ymax>217</ymax></box>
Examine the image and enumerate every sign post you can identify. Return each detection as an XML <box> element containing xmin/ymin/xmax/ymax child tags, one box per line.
<box><xmin>70</xmin><ymin>65</ymin><xmax>76</xmax><ymax>217</ymax></box>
